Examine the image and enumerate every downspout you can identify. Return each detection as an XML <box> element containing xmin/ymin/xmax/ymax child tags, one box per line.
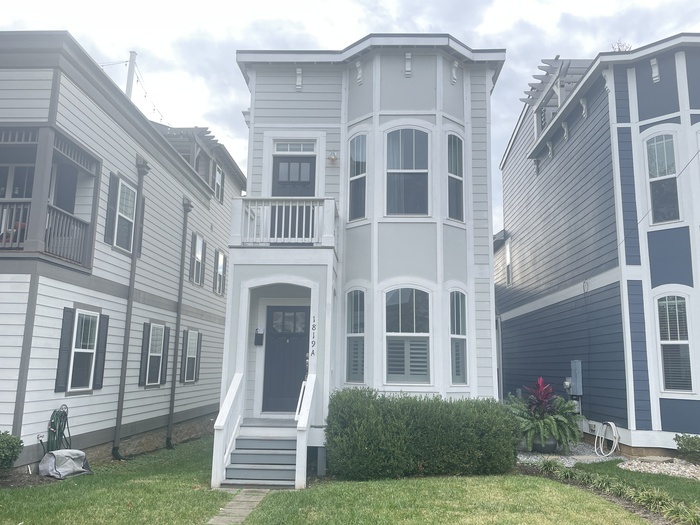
<box><xmin>166</xmin><ymin>197</ymin><xmax>194</xmax><ymax>449</ymax></box>
<box><xmin>112</xmin><ymin>157</ymin><xmax>150</xmax><ymax>460</ymax></box>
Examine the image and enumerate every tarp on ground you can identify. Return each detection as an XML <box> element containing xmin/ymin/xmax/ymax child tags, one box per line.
<box><xmin>39</xmin><ymin>449</ymin><xmax>93</xmax><ymax>479</ymax></box>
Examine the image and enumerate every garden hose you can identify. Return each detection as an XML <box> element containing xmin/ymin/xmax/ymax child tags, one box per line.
<box><xmin>594</xmin><ymin>421</ymin><xmax>620</xmax><ymax>457</ymax></box>
<box><xmin>41</xmin><ymin>404</ymin><xmax>71</xmax><ymax>454</ymax></box>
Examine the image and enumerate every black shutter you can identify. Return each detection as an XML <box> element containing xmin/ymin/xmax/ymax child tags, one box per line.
<box><xmin>195</xmin><ymin>332</ymin><xmax>202</xmax><ymax>382</ymax></box>
<box><xmin>160</xmin><ymin>327</ymin><xmax>170</xmax><ymax>385</ymax></box>
<box><xmin>212</xmin><ymin>250</ymin><xmax>219</xmax><ymax>293</ymax></box>
<box><xmin>138</xmin><ymin>322</ymin><xmax>150</xmax><ymax>386</ymax></box>
<box><xmin>93</xmin><ymin>314</ymin><xmax>109</xmax><ymax>390</ymax></box>
<box><xmin>189</xmin><ymin>232</ymin><xmax>196</xmax><ymax>281</ymax></box>
<box><xmin>180</xmin><ymin>330</ymin><xmax>188</xmax><ymax>383</ymax></box>
<box><xmin>104</xmin><ymin>173</ymin><xmax>119</xmax><ymax>244</ymax></box>
<box><xmin>136</xmin><ymin>196</ymin><xmax>146</xmax><ymax>258</ymax></box>
<box><xmin>200</xmin><ymin>241</ymin><xmax>207</xmax><ymax>287</ymax></box>
<box><xmin>54</xmin><ymin>307</ymin><xmax>75</xmax><ymax>393</ymax></box>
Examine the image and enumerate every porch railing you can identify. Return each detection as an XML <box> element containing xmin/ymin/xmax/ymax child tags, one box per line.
<box><xmin>232</xmin><ymin>198</ymin><xmax>337</xmax><ymax>247</ymax></box>
<box><xmin>45</xmin><ymin>205</ymin><xmax>90</xmax><ymax>266</ymax></box>
<box><xmin>0</xmin><ymin>200</ymin><xmax>31</xmax><ymax>250</ymax></box>
<box><xmin>211</xmin><ymin>372</ymin><xmax>245</xmax><ymax>488</ymax></box>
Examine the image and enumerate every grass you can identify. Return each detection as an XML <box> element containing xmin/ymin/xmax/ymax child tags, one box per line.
<box><xmin>574</xmin><ymin>459</ymin><xmax>700</xmax><ymax>506</ymax></box>
<box><xmin>0</xmin><ymin>435</ymin><xmax>233</xmax><ymax>525</ymax></box>
<box><xmin>243</xmin><ymin>475</ymin><xmax>649</xmax><ymax>525</ymax></box>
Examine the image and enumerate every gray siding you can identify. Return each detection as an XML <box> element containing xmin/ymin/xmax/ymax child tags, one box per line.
<box><xmin>497</xmin><ymin>77</ymin><xmax>618</xmax><ymax>312</ymax></box>
<box><xmin>687</xmin><ymin>49</ymin><xmax>700</xmax><ymax>110</ymax></box>
<box><xmin>636</xmin><ymin>51</ymin><xmax>679</xmax><ymax>121</ymax></box>
<box><xmin>379</xmin><ymin>53</ymin><xmax>436</xmax><ymax>111</ymax></box>
<box><xmin>0</xmin><ymin>69</ymin><xmax>53</xmax><ymax>122</ymax></box>
<box><xmin>501</xmin><ymin>282</ymin><xmax>628</xmax><ymax>427</ymax></box>
<box><xmin>614</xmin><ymin>65</ymin><xmax>630</xmax><ymax>123</ymax></box>
<box><xmin>660</xmin><ymin>399</ymin><xmax>700</xmax><ymax>434</ymax></box>
<box><xmin>617</xmin><ymin>128</ymin><xmax>641</xmax><ymax>265</ymax></box>
<box><xmin>628</xmin><ymin>280</ymin><xmax>651</xmax><ymax>430</ymax></box>
<box><xmin>648</xmin><ymin>226</ymin><xmax>694</xmax><ymax>288</ymax></box>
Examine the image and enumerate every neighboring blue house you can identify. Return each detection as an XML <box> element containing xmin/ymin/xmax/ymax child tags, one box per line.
<box><xmin>495</xmin><ymin>34</ymin><xmax>700</xmax><ymax>454</ymax></box>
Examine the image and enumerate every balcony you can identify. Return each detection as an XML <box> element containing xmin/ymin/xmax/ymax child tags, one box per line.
<box><xmin>231</xmin><ymin>197</ymin><xmax>338</xmax><ymax>248</ymax></box>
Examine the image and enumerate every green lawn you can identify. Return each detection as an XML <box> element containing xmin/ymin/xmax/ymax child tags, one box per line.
<box><xmin>0</xmin><ymin>435</ymin><xmax>233</xmax><ymax>525</ymax></box>
<box><xmin>243</xmin><ymin>475</ymin><xmax>648</xmax><ymax>525</ymax></box>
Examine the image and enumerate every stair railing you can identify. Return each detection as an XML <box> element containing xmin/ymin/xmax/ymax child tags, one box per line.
<box><xmin>211</xmin><ymin>372</ymin><xmax>244</xmax><ymax>488</ymax></box>
<box><xmin>294</xmin><ymin>373</ymin><xmax>316</xmax><ymax>489</ymax></box>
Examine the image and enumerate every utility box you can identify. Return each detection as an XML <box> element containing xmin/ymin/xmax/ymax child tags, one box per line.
<box><xmin>569</xmin><ymin>360</ymin><xmax>583</xmax><ymax>396</ymax></box>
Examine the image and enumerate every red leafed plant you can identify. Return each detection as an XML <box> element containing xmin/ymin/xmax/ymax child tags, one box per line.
<box><xmin>524</xmin><ymin>377</ymin><xmax>556</xmax><ymax>419</ymax></box>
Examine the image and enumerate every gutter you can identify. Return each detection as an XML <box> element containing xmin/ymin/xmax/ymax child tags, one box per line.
<box><xmin>166</xmin><ymin>197</ymin><xmax>194</xmax><ymax>448</ymax></box>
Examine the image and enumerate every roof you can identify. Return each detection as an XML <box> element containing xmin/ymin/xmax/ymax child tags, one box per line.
<box><xmin>501</xmin><ymin>32</ymin><xmax>700</xmax><ymax>168</ymax></box>
<box><xmin>237</xmin><ymin>33</ymin><xmax>506</xmax><ymax>86</ymax></box>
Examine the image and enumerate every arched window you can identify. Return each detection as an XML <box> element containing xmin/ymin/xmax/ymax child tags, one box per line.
<box><xmin>450</xmin><ymin>291</ymin><xmax>467</xmax><ymax>384</ymax></box>
<box><xmin>447</xmin><ymin>134</ymin><xmax>464</xmax><ymax>221</ymax></box>
<box><xmin>657</xmin><ymin>295</ymin><xmax>692</xmax><ymax>391</ymax></box>
<box><xmin>647</xmin><ymin>134</ymin><xmax>679</xmax><ymax>223</ymax></box>
<box><xmin>349</xmin><ymin>135</ymin><xmax>367</xmax><ymax>221</ymax></box>
<box><xmin>386</xmin><ymin>288</ymin><xmax>429</xmax><ymax>383</ymax></box>
<box><xmin>346</xmin><ymin>290</ymin><xmax>365</xmax><ymax>382</ymax></box>
<box><xmin>386</xmin><ymin>129</ymin><xmax>428</xmax><ymax>215</ymax></box>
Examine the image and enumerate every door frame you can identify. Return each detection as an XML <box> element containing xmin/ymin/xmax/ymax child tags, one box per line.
<box><xmin>254</xmin><ymin>298</ymin><xmax>311</xmax><ymax>418</ymax></box>
<box><xmin>261</xmin><ymin>131</ymin><xmax>327</xmax><ymax>198</ymax></box>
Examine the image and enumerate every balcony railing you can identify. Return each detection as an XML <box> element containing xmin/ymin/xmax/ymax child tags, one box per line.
<box><xmin>0</xmin><ymin>200</ymin><xmax>30</xmax><ymax>250</ymax></box>
<box><xmin>45</xmin><ymin>205</ymin><xmax>90</xmax><ymax>265</ymax></box>
<box><xmin>232</xmin><ymin>197</ymin><xmax>337</xmax><ymax>247</ymax></box>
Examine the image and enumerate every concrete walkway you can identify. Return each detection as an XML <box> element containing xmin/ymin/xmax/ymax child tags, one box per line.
<box><xmin>207</xmin><ymin>488</ymin><xmax>269</xmax><ymax>524</ymax></box>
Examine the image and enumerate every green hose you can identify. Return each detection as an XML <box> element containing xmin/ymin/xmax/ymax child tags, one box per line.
<box><xmin>41</xmin><ymin>404</ymin><xmax>71</xmax><ymax>454</ymax></box>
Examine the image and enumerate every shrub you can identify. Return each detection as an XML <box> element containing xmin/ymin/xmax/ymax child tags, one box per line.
<box><xmin>0</xmin><ymin>431</ymin><xmax>23</xmax><ymax>472</ymax></box>
<box><xmin>325</xmin><ymin>388</ymin><xmax>519</xmax><ymax>481</ymax></box>
<box><xmin>674</xmin><ymin>433</ymin><xmax>700</xmax><ymax>465</ymax></box>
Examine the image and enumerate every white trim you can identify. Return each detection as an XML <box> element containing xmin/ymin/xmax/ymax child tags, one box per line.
<box><xmin>66</xmin><ymin>309</ymin><xmax>99</xmax><ymax>392</ymax></box>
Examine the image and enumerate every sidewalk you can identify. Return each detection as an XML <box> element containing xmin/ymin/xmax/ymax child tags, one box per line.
<box><xmin>207</xmin><ymin>488</ymin><xmax>269</xmax><ymax>524</ymax></box>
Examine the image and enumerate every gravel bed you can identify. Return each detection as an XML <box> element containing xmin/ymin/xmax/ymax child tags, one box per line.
<box><xmin>518</xmin><ymin>442</ymin><xmax>700</xmax><ymax>481</ymax></box>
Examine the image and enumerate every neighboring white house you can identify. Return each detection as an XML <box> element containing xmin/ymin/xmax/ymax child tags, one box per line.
<box><xmin>212</xmin><ymin>34</ymin><xmax>505</xmax><ymax>488</ymax></box>
<box><xmin>0</xmin><ymin>31</ymin><xmax>245</xmax><ymax>467</ymax></box>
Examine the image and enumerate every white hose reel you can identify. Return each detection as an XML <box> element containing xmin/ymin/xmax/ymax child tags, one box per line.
<box><xmin>594</xmin><ymin>421</ymin><xmax>620</xmax><ymax>457</ymax></box>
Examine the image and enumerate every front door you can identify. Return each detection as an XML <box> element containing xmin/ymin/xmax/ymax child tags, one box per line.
<box><xmin>262</xmin><ymin>306</ymin><xmax>310</xmax><ymax>412</ymax></box>
<box><xmin>270</xmin><ymin>156</ymin><xmax>316</xmax><ymax>241</ymax></box>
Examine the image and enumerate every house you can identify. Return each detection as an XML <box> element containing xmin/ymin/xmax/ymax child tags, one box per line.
<box><xmin>212</xmin><ymin>34</ymin><xmax>505</xmax><ymax>488</ymax></box>
<box><xmin>495</xmin><ymin>34</ymin><xmax>700</xmax><ymax>454</ymax></box>
<box><xmin>0</xmin><ymin>31</ymin><xmax>245</xmax><ymax>467</ymax></box>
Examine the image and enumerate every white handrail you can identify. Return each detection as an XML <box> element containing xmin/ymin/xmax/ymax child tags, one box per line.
<box><xmin>295</xmin><ymin>373</ymin><xmax>316</xmax><ymax>489</ymax></box>
<box><xmin>211</xmin><ymin>372</ymin><xmax>244</xmax><ymax>488</ymax></box>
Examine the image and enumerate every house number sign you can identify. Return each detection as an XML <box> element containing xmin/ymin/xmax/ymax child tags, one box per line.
<box><xmin>310</xmin><ymin>315</ymin><xmax>317</xmax><ymax>357</ymax></box>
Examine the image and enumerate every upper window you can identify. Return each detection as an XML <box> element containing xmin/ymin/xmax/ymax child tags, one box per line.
<box><xmin>447</xmin><ymin>135</ymin><xmax>464</xmax><ymax>221</ymax></box>
<box><xmin>505</xmin><ymin>238</ymin><xmax>513</xmax><ymax>286</ymax></box>
<box><xmin>349</xmin><ymin>135</ymin><xmax>367</xmax><ymax>221</ymax></box>
<box><xmin>180</xmin><ymin>330</ymin><xmax>201</xmax><ymax>383</ymax></box>
<box><xmin>386</xmin><ymin>129</ymin><xmax>429</xmax><ymax>215</ymax></box>
<box><xmin>647</xmin><ymin>135</ymin><xmax>679</xmax><ymax>224</ymax></box>
<box><xmin>386</xmin><ymin>288</ymin><xmax>430</xmax><ymax>383</ymax></box>
<box><xmin>346</xmin><ymin>290</ymin><xmax>365</xmax><ymax>383</ymax></box>
<box><xmin>55</xmin><ymin>307</ymin><xmax>109</xmax><ymax>393</ymax></box>
<box><xmin>214</xmin><ymin>164</ymin><xmax>224</xmax><ymax>203</ymax></box>
<box><xmin>450</xmin><ymin>291</ymin><xmax>467</xmax><ymax>384</ymax></box>
<box><xmin>139</xmin><ymin>322</ymin><xmax>170</xmax><ymax>387</ymax></box>
<box><xmin>213</xmin><ymin>249</ymin><xmax>227</xmax><ymax>295</ymax></box>
<box><xmin>105</xmin><ymin>173</ymin><xmax>139</xmax><ymax>253</ymax></box>
<box><xmin>190</xmin><ymin>233</ymin><xmax>206</xmax><ymax>286</ymax></box>
<box><xmin>658</xmin><ymin>296</ymin><xmax>692</xmax><ymax>392</ymax></box>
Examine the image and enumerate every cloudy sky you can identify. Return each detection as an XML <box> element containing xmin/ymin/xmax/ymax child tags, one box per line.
<box><xmin>4</xmin><ymin>0</ymin><xmax>700</xmax><ymax>230</ymax></box>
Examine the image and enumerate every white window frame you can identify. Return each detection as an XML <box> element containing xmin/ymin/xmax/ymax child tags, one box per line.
<box><xmin>193</xmin><ymin>234</ymin><xmax>204</xmax><ymax>285</ymax></box>
<box><xmin>146</xmin><ymin>323</ymin><xmax>166</xmax><ymax>386</ymax></box>
<box><xmin>115</xmin><ymin>178</ymin><xmax>137</xmax><ymax>252</ymax></box>
<box><xmin>346</xmin><ymin>289</ymin><xmax>365</xmax><ymax>383</ymax></box>
<box><xmin>348</xmin><ymin>134</ymin><xmax>367</xmax><ymax>222</ymax></box>
<box><xmin>262</xmin><ymin>131</ymin><xmax>326</xmax><ymax>198</ymax></box>
<box><xmin>214</xmin><ymin>164</ymin><xmax>223</xmax><ymax>203</ymax></box>
<box><xmin>386</xmin><ymin>128</ymin><xmax>429</xmax><ymax>216</ymax></box>
<box><xmin>447</xmin><ymin>134</ymin><xmax>464</xmax><ymax>222</ymax></box>
<box><xmin>505</xmin><ymin>237</ymin><xmax>513</xmax><ymax>286</ymax></box>
<box><xmin>214</xmin><ymin>249</ymin><xmax>226</xmax><ymax>295</ymax></box>
<box><xmin>385</xmin><ymin>287</ymin><xmax>431</xmax><ymax>384</ymax></box>
<box><xmin>646</xmin><ymin>133</ymin><xmax>680</xmax><ymax>225</ymax></box>
<box><xmin>67</xmin><ymin>309</ymin><xmax>99</xmax><ymax>392</ymax></box>
<box><xmin>183</xmin><ymin>330</ymin><xmax>199</xmax><ymax>383</ymax></box>
<box><xmin>450</xmin><ymin>291</ymin><xmax>467</xmax><ymax>385</ymax></box>
<box><xmin>656</xmin><ymin>294</ymin><xmax>693</xmax><ymax>393</ymax></box>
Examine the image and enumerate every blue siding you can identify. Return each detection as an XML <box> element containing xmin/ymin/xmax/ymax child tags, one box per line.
<box><xmin>497</xmin><ymin>77</ymin><xmax>618</xmax><ymax>312</ymax></box>
<box><xmin>639</xmin><ymin>116</ymin><xmax>681</xmax><ymax>133</ymax></box>
<box><xmin>501</xmin><ymin>283</ymin><xmax>628</xmax><ymax>427</ymax></box>
<box><xmin>636</xmin><ymin>51</ymin><xmax>680</xmax><ymax>121</ymax></box>
<box><xmin>660</xmin><ymin>399</ymin><xmax>700</xmax><ymax>433</ymax></box>
<box><xmin>692</xmin><ymin>114</ymin><xmax>700</xmax><ymax>126</ymax></box>
<box><xmin>687</xmin><ymin>49</ymin><xmax>700</xmax><ymax>110</ymax></box>
<box><xmin>617</xmin><ymin>128</ymin><xmax>641</xmax><ymax>265</ymax></box>
<box><xmin>627</xmin><ymin>280</ymin><xmax>651</xmax><ymax>430</ymax></box>
<box><xmin>648</xmin><ymin>227</ymin><xmax>694</xmax><ymax>288</ymax></box>
<box><xmin>614</xmin><ymin>65</ymin><xmax>630</xmax><ymax>123</ymax></box>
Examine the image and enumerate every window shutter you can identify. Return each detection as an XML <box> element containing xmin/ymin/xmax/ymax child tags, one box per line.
<box><xmin>200</xmin><ymin>241</ymin><xmax>207</xmax><ymax>286</ymax></box>
<box><xmin>160</xmin><ymin>327</ymin><xmax>170</xmax><ymax>385</ymax></box>
<box><xmin>93</xmin><ymin>314</ymin><xmax>110</xmax><ymax>390</ymax></box>
<box><xmin>104</xmin><ymin>173</ymin><xmax>119</xmax><ymax>244</ymax></box>
<box><xmin>136</xmin><ymin>196</ymin><xmax>146</xmax><ymax>258</ymax></box>
<box><xmin>54</xmin><ymin>307</ymin><xmax>75</xmax><ymax>393</ymax></box>
<box><xmin>139</xmin><ymin>322</ymin><xmax>150</xmax><ymax>386</ymax></box>
<box><xmin>195</xmin><ymin>332</ymin><xmax>202</xmax><ymax>382</ymax></box>
<box><xmin>189</xmin><ymin>232</ymin><xmax>196</xmax><ymax>281</ymax></box>
<box><xmin>451</xmin><ymin>338</ymin><xmax>466</xmax><ymax>384</ymax></box>
<box><xmin>386</xmin><ymin>338</ymin><xmax>406</xmax><ymax>379</ymax></box>
<box><xmin>347</xmin><ymin>337</ymin><xmax>364</xmax><ymax>382</ymax></box>
<box><xmin>212</xmin><ymin>250</ymin><xmax>219</xmax><ymax>293</ymax></box>
<box><xmin>408</xmin><ymin>338</ymin><xmax>429</xmax><ymax>379</ymax></box>
<box><xmin>179</xmin><ymin>330</ymin><xmax>188</xmax><ymax>383</ymax></box>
